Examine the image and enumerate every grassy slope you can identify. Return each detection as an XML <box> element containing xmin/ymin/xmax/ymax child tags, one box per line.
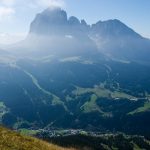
<box><xmin>0</xmin><ymin>102</ymin><xmax>8</xmax><ymax>121</ymax></box>
<box><xmin>73</xmin><ymin>86</ymin><xmax>135</xmax><ymax>114</ymax></box>
<box><xmin>73</xmin><ymin>86</ymin><xmax>135</xmax><ymax>99</ymax></box>
<box><xmin>0</xmin><ymin>126</ymin><xmax>75</xmax><ymax>150</ymax></box>
<box><xmin>128</xmin><ymin>101</ymin><xmax>150</xmax><ymax>115</ymax></box>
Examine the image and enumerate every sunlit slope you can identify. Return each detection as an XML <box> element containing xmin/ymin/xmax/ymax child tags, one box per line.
<box><xmin>0</xmin><ymin>126</ymin><xmax>75</xmax><ymax>150</ymax></box>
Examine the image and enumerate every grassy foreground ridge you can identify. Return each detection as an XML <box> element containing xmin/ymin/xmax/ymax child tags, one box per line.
<box><xmin>0</xmin><ymin>126</ymin><xmax>75</xmax><ymax>150</ymax></box>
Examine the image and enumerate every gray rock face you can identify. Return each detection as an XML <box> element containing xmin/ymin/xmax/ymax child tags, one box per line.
<box><xmin>68</xmin><ymin>16</ymin><xmax>80</xmax><ymax>25</ymax></box>
<box><xmin>91</xmin><ymin>19</ymin><xmax>141</xmax><ymax>38</ymax></box>
<box><xmin>29</xmin><ymin>7</ymin><xmax>88</xmax><ymax>36</ymax></box>
<box><xmin>30</xmin><ymin>7</ymin><xmax>68</xmax><ymax>35</ymax></box>
<box><xmin>90</xmin><ymin>19</ymin><xmax>150</xmax><ymax>62</ymax></box>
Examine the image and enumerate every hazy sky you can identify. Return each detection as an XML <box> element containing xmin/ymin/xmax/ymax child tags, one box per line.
<box><xmin>0</xmin><ymin>0</ymin><xmax>150</xmax><ymax>44</ymax></box>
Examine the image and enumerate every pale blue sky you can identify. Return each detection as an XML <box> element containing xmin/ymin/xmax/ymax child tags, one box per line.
<box><xmin>0</xmin><ymin>0</ymin><xmax>150</xmax><ymax>44</ymax></box>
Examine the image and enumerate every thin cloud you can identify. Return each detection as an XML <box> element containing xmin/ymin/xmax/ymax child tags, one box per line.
<box><xmin>36</xmin><ymin>0</ymin><xmax>65</xmax><ymax>8</ymax></box>
<box><xmin>0</xmin><ymin>6</ymin><xmax>15</xmax><ymax>21</ymax></box>
<box><xmin>0</xmin><ymin>0</ymin><xmax>16</xmax><ymax>6</ymax></box>
<box><xmin>0</xmin><ymin>32</ymin><xmax>26</xmax><ymax>44</ymax></box>
<box><xmin>0</xmin><ymin>0</ymin><xmax>66</xmax><ymax>44</ymax></box>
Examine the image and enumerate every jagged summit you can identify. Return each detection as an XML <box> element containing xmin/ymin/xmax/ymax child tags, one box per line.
<box><xmin>68</xmin><ymin>16</ymin><xmax>80</xmax><ymax>25</ymax></box>
<box><xmin>91</xmin><ymin>19</ymin><xmax>141</xmax><ymax>38</ymax></box>
<box><xmin>42</xmin><ymin>7</ymin><xmax>68</xmax><ymax>23</ymax></box>
<box><xmin>29</xmin><ymin>7</ymin><xmax>142</xmax><ymax>39</ymax></box>
<box><xmin>29</xmin><ymin>7</ymin><xmax>68</xmax><ymax>35</ymax></box>
<box><xmin>29</xmin><ymin>7</ymin><xmax>88</xmax><ymax>35</ymax></box>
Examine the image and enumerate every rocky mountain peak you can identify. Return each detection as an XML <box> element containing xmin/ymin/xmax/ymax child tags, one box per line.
<box><xmin>91</xmin><ymin>19</ymin><xmax>141</xmax><ymax>38</ymax></box>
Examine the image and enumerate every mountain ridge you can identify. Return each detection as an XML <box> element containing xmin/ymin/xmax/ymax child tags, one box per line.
<box><xmin>0</xmin><ymin>7</ymin><xmax>150</xmax><ymax>137</ymax></box>
<box><xmin>29</xmin><ymin>7</ymin><xmax>142</xmax><ymax>38</ymax></box>
<box><xmin>10</xmin><ymin>7</ymin><xmax>150</xmax><ymax>63</ymax></box>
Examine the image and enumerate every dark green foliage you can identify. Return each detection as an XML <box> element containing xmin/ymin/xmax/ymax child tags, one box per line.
<box><xmin>1</xmin><ymin>59</ymin><xmax>150</xmax><ymax>136</ymax></box>
<box><xmin>42</xmin><ymin>134</ymin><xmax>150</xmax><ymax>150</ymax></box>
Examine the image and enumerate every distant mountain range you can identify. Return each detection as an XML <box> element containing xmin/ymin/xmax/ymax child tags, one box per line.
<box><xmin>6</xmin><ymin>7</ymin><xmax>150</xmax><ymax>63</ymax></box>
<box><xmin>28</xmin><ymin>7</ymin><xmax>150</xmax><ymax>62</ymax></box>
<box><xmin>0</xmin><ymin>7</ymin><xmax>150</xmax><ymax>137</ymax></box>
